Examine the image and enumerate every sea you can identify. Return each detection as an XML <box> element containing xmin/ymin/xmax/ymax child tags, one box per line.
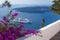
<box><xmin>0</xmin><ymin>5</ymin><xmax>60</xmax><ymax>30</ymax></box>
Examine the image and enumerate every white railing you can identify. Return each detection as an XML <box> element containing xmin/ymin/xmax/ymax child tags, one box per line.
<box><xmin>17</xmin><ymin>19</ymin><xmax>60</xmax><ymax>40</ymax></box>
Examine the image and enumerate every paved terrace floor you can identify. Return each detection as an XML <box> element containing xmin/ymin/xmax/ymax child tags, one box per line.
<box><xmin>50</xmin><ymin>31</ymin><xmax>60</xmax><ymax>40</ymax></box>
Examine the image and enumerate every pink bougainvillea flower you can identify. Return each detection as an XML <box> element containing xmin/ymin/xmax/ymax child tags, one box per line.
<box><xmin>14</xmin><ymin>32</ymin><xmax>21</xmax><ymax>38</ymax></box>
<box><xmin>0</xmin><ymin>34</ymin><xmax>3</xmax><ymax>40</ymax></box>
<box><xmin>8</xmin><ymin>35</ymin><xmax>16</xmax><ymax>40</ymax></box>
<box><xmin>4</xmin><ymin>37</ymin><xmax>9</xmax><ymax>40</ymax></box>
<box><xmin>2</xmin><ymin>16</ymin><xmax>9</xmax><ymax>26</ymax></box>
<box><xmin>3</xmin><ymin>16</ymin><xmax>9</xmax><ymax>23</ymax></box>
<box><xmin>24</xmin><ymin>30</ymin><xmax>39</xmax><ymax>35</ymax></box>
<box><xmin>8</xmin><ymin>27</ymin><xmax>16</xmax><ymax>33</ymax></box>
<box><xmin>9</xmin><ymin>28</ymin><xmax>21</xmax><ymax>38</ymax></box>
<box><xmin>3</xmin><ymin>21</ymin><xmax>8</xmax><ymax>26</ymax></box>
<box><xmin>30</xmin><ymin>30</ymin><xmax>39</xmax><ymax>34</ymax></box>
<box><xmin>8</xmin><ymin>27</ymin><xmax>13</xmax><ymax>31</ymax></box>
<box><xmin>12</xmin><ymin>13</ymin><xmax>18</xmax><ymax>17</ymax></box>
<box><xmin>11</xmin><ymin>13</ymin><xmax>18</xmax><ymax>20</ymax></box>
<box><xmin>8</xmin><ymin>27</ymin><xmax>20</xmax><ymax>38</ymax></box>
<box><xmin>24</xmin><ymin>30</ymin><xmax>33</xmax><ymax>35</ymax></box>
<box><xmin>17</xmin><ymin>22</ymin><xmax>24</xmax><ymax>31</ymax></box>
<box><xmin>18</xmin><ymin>25</ymin><xmax>24</xmax><ymax>31</ymax></box>
<box><xmin>0</xmin><ymin>31</ymin><xmax>2</xmax><ymax>34</ymax></box>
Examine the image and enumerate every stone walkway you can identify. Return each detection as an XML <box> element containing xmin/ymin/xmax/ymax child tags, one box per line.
<box><xmin>50</xmin><ymin>31</ymin><xmax>60</xmax><ymax>40</ymax></box>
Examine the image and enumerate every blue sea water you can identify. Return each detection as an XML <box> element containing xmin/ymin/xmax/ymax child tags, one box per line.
<box><xmin>17</xmin><ymin>11</ymin><xmax>60</xmax><ymax>30</ymax></box>
<box><xmin>0</xmin><ymin>5</ymin><xmax>60</xmax><ymax>30</ymax></box>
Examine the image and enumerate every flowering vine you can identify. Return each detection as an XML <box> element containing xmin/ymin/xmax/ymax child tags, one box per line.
<box><xmin>0</xmin><ymin>0</ymin><xmax>39</xmax><ymax>40</ymax></box>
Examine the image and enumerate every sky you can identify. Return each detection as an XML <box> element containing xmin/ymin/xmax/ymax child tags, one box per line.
<box><xmin>0</xmin><ymin>0</ymin><xmax>53</xmax><ymax>5</ymax></box>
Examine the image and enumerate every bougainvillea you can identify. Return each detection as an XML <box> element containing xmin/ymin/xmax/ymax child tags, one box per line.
<box><xmin>0</xmin><ymin>0</ymin><xmax>39</xmax><ymax>40</ymax></box>
<box><xmin>0</xmin><ymin>11</ymin><xmax>39</xmax><ymax>40</ymax></box>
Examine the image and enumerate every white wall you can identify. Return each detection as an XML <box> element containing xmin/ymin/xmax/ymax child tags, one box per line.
<box><xmin>17</xmin><ymin>20</ymin><xmax>60</xmax><ymax>40</ymax></box>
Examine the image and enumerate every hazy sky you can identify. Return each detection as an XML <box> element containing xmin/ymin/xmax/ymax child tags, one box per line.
<box><xmin>0</xmin><ymin>0</ymin><xmax>53</xmax><ymax>5</ymax></box>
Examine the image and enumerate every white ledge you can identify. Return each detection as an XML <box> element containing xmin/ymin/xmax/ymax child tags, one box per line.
<box><xmin>17</xmin><ymin>19</ymin><xmax>60</xmax><ymax>40</ymax></box>
<box><xmin>40</xmin><ymin>19</ymin><xmax>60</xmax><ymax>31</ymax></box>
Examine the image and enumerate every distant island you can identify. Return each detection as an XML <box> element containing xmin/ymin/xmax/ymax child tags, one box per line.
<box><xmin>13</xmin><ymin>6</ymin><xmax>51</xmax><ymax>13</ymax></box>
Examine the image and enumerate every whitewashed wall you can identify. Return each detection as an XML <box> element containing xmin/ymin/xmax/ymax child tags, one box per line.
<box><xmin>17</xmin><ymin>20</ymin><xmax>60</xmax><ymax>40</ymax></box>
